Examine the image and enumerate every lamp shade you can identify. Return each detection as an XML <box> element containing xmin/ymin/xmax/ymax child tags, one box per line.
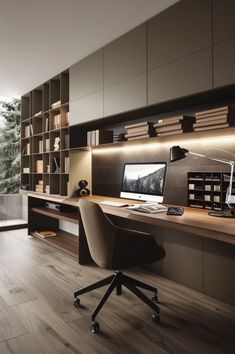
<box><xmin>170</xmin><ymin>145</ymin><xmax>189</xmax><ymax>162</ymax></box>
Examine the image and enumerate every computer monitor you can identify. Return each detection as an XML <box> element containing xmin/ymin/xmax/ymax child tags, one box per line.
<box><xmin>120</xmin><ymin>162</ymin><xmax>167</xmax><ymax>203</ymax></box>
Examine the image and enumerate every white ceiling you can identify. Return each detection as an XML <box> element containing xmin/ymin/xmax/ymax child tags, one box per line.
<box><xmin>0</xmin><ymin>0</ymin><xmax>178</xmax><ymax>97</ymax></box>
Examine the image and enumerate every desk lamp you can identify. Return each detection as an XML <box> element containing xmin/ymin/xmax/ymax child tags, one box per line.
<box><xmin>170</xmin><ymin>145</ymin><xmax>235</xmax><ymax>218</ymax></box>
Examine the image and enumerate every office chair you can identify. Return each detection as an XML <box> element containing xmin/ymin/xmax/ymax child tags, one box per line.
<box><xmin>74</xmin><ymin>199</ymin><xmax>165</xmax><ymax>333</ymax></box>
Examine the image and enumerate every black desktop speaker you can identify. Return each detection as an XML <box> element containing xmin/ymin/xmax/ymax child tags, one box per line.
<box><xmin>76</xmin><ymin>180</ymin><xmax>90</xmax><ymax>197</ymax></box>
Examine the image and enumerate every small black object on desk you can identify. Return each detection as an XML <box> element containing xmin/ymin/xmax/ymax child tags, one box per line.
<box><xmin>167</xmin><ymin>207</ymin><xmax>184</xmax><ymax>216</ymax></box>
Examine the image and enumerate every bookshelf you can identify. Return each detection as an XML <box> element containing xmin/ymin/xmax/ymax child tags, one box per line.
<box><xmin>21</xmin><ymin>70</ymin><xmax>70</xmax><ymax>196</ymax></box>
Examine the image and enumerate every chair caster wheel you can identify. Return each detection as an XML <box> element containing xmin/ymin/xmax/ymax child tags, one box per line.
<box><xmin>151</xmin><ymin>294</ymin><xmax>158</xmax><ymax>303</ymax></box>
<box><xmin>152</xmin><ymin>313</ymin><xmax>160</xmax><ymax>323</ymax></box>
<box><xmin>91</xmin><ymin>321</ymin><xmax>100</xmax><ymax>334</ymax></box>
<box><xmin>74</xmin><ymin>298</ymin><xmax>80</xmax><ymax>307</ymax></box>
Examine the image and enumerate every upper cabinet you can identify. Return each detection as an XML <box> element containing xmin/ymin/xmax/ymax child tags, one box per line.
<box><xmin>103</xmin><ymin>24</ymin><xmax>147</xmax><ymax>116</ymax></box>
<box><xmin>148</xmin><ymin>48</ymin><xmax>212</xmax><ymax>105</ymax></box>
<box><xmin>70</xmin><ymin>49</ymin><xmax>103</xmax><ymax>101</ymax></box>
<box><xmin>69</xmin><ymin>50</ymin><xmax>103</xmax><ymax>124</ymax></box>
<box><xmin>148</xmin><ymin>0</ymin><xmax>212</xmax><ymax>71</ymax></box>
<box><xmin>104</xmin><ymin>24</ymin><xmax>146</xmax><ymax>88</ymax></box>
<box><xmin>213</xmin><ymin>37</ymin><xmax>235</xmax><ymax>88</ymax></box>
<box><xmin>213</xmin><ymin>0</ymin><xmax>235</xmax><ymax>44</ymax></box>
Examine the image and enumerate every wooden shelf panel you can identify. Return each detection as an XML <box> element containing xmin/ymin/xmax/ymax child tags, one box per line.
<box><xmin>30</xmin><ymin>206</ymin><xmax>78</xmax><ymax>224</ymax></box>
<box><xmin>32</xmin><ymin>229</ymin><xmax>78</xmax><ymax>258</ymax></box>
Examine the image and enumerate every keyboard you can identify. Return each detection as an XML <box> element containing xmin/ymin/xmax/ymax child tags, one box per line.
<box><xmin>127</xmin><ymin>203</ymin><xmax>167</xmax><ymax>213</ymax></box>
<box><xmin>99</xmin><ymin>200</ymin><xmax>129</xmax><ymax>207</ymax></box>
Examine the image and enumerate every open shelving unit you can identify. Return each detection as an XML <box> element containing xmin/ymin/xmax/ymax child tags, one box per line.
<box><xmin>21</xmin><ymin>70</ymin><xmax>70</xmax><ymax>196</ymax></box>
<box><xmin>188</xmin><ymin>172</ymin><xmax>235</xmax><ymax>210</ymax></box>
<box><xmin>28</xmin><ymin>195</ymin><xmax>79</xmax><ymax>259</ymax></box>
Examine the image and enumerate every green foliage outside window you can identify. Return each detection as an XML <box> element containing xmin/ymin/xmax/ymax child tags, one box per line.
<box><xmin>0</xmin><ymin>99</ymin><xmax>21</xmax><ymax>193</ymax></box>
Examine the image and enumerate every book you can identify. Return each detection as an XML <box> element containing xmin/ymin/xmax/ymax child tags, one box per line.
<box><xmin>195</xmin><ymin>114</ymin><xmax>229</xmax><ymax>122</ymax></box>
<box><xmin>34</xmin><ymin>230</ymin><xmax>57</xmax><ymax>238</ymax></box>
<box><xmin>65</xmin><ymin>112</ymin><xmax>70</xmax><ymax>125</ymax></box>
<box><xmin>193</xmin><ymin>118</ymin><xmax>228</xmax><ymax>128</ymax></box>
<box><xmin>36</xmin><ymin>160</ymin><xmax>43</xmax><ymax>173</ymax></box>
<box><xmin>51</xmin><ymin>100</ymin><xmax>61</xmax><ymax>108</ymax></box>
<box><xmin>193</xmin><ymin>123</ymin><xmax>229</xmax><ymax>132</ymax></box>
<box><xmin>156</xmin><ymin>129</ymin><xmax>183</xmax><ymax>136</ymax></box>
<box><xmin>124</xmin><ymin>121</ymin><xmax>150</xmax><ymax>130</ymax></box>
<box><xmin>125</xmin><ymin>129</ymin><xmax>155</xmax><ymax>139</ymax></box>
<box><xmin>35</xmin><ymin>111</ymin><xmax>42</xmax><ymax>117</ymax></box>
<box><xmin>23</xmin><ymin>167</ymin><xmax>30</xmax><ymax>173</ymax></box>
<box><xmin>53</xmin><ymin>157</ymin><xmax>60</xmax><ymax>173</ymax></box>
<box><xmin>155</xmin><ymin>123</ymin><xmax>182</xmax><ymax>133</ymax></box>
<box><xmin>45</xmin><ymin>118</ymin><xmax>49</xmax><ymax>132</ymax></box>
<box><xmin>195</xmin><ymin>111</ymin><xmax>230</xmax><ymax>120</ymax></box>
<box><xmin>195</xmin><ymin>105</ymin><xmax>233</xmax><ymax>117</ymax></box>
<box><xmin>153</xmin><ymin>115</ymin><xmax>185</xmax><ymax>127</ymax></box>
<box><xmin>127</xmin><ymin>134</ymin><xmax>150</xmax><ymax>141</ymax></box>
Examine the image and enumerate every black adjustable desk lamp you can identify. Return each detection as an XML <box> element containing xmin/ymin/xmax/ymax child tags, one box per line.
<box><xmin>170</xmin><ymin>145</ymin><xmax>235</xmax><ymax>218</ymax></box>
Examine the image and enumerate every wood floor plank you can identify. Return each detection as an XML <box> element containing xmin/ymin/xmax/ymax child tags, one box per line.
<box><xmin>0</xmin><ymin>296</ymin><xmax>27</xmax><ymax>342</ymax></box>
<box><xmin>0</xmin><ymin>334</ymin><xmax>42</xmax><ymax>354</ymax></box>
<box><xmin>0</xmin><ymin>262</ymin><xmax>36</xmax><ymax>306</ymax></box>
<box><xmin>0</xmin><ymin>228</ymin><xmax>235</xmax><ymax>354</ymax></box>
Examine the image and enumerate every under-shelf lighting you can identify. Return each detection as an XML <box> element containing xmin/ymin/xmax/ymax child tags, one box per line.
<box><xmin>92</xmin><ymin>133</ymin><xmax>235</xmax><ymax>154</ymax></box>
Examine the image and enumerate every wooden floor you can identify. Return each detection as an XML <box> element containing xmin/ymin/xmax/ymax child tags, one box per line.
<box><xmin>0</xmin><ymin>230</ymin><xmax>235</xmax><ymax>354</ymax></box>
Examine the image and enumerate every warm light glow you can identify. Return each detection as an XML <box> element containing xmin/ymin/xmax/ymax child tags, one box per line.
<box><xmin>92</xmin><ymin>134</ymin><xmax>235</xmax><ymax>154</ymax></box>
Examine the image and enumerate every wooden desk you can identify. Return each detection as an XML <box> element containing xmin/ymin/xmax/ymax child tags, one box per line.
<box><xmin>27</xmin><ymin>193</ymin><xmax>235</xmax><ymax>264</ymax></box>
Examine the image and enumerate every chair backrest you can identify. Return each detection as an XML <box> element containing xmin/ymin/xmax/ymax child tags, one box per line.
<box><xmin>79</xmin><ymin>199</ymin><xmax>116</xmax><ymax>269</ymax></box>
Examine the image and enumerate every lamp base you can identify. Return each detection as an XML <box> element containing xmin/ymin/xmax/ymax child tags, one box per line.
<box><xmin>208</xmin><ymin>210</ymin><xmax>235</xmax><ymax>218</ymax></box>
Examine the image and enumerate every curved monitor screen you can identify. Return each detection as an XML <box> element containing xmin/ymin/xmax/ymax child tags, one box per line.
<box><xmin>120</xmin><ymin>162</ymin><xmax>167</xmax><ymax>203</ymax></box>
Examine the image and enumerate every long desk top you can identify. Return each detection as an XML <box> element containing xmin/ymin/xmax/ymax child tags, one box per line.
<box><xmin>27</xmin><ymin>193</ymin><xmax>235</xmax><ymax>245</ymax></box>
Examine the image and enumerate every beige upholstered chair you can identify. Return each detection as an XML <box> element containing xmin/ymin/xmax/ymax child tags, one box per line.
<box><xmin>74</xmin><ymin>199</ymin><xmax>165</xmax><ymax>333</ymax></box>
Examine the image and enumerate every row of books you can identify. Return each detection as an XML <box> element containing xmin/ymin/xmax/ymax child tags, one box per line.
<box><xmin>87</xmin><ymin>129</ymin><xmax>113</xmax><ymax>146</ymax></box>
<box><xmin>124</xmin><ymin>121</ymin><xmax>155</xmax><ymax>141</ymax></box>
<box><xmin>193</xmin><ymin>105</ymin><xmax>235</xmax><ymax>132</ymax></box>
<box><xmin>22</xmin><ymin>143</ymin><xmax>30</xmax><ymax>155</ymax></box>
<box><xmin>24</xmin><ymin>124</ymin><xmax>33</xmax><ymax>137</ymax></box>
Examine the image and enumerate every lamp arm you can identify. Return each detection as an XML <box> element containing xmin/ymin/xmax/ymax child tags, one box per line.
<box><xmin>226</xmin><ymin>161</ymin><xmax>234</xmax><ymax>208</ymax></box>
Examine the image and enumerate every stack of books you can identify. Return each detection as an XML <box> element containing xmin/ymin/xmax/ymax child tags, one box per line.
<box><xmin>154</xmin><ymin>115</ymin><xmax>195</xmax><ymax>136</ymax></box>
<box><xmin>87</xmin><ymin>129</ymin><xmax>113</xmax><ymax>146</ymax></box>
<box><xmin>35</xmin><ymin>180</ymin><xmax>43</xmax><ymax>193</ymax></box>
<box><xmin>124</xmin><ymin>122</ymin><xmax>155</xmax><ymax>141</ymax></box>
<box><xmin>193</xmin><ymin>106</ymin><xmax>235</xmax><ymax>132</ymax></box>
<box><xmin>113</xmin><ymin>133</ymin><xmax>125</xmax><ymax>143</ymax></box>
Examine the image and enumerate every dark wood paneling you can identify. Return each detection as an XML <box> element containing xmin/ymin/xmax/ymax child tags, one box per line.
<box><xmin>104</xmin><ymin>24</ymin><xmax>146</xmax><ymax>88</ymax></box>
<box><xmin>148</xmin><ymin>0</ymin><xmax>212</xmax><ymax>70</ymax></box>
<box><xmin>213</xmin><ymin>0</ymin><xmax>235</xmax><ymax>44</ymax></box>
<box><xmin>148</xmin><ymin>48</ymin><xmax>212</xmax><ymax>105</ymax></box>
<box><xmin>213</xmin><ymin>37</ymin><xmax>235</xmax><ymax>88</ymax></box>
<box><xmin>69</xmin><ymin>49</ymin><xmax>103</xmax><ymax>101</ymax></box>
